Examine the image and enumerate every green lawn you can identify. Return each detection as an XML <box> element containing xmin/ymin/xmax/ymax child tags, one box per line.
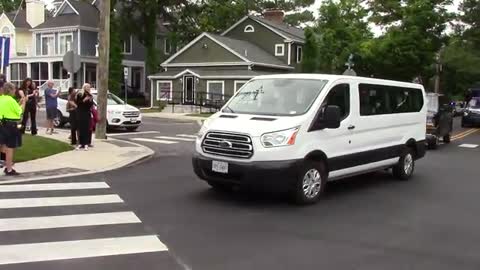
<box><xmin>185</xmin><ymin>113</ymin><xmax>214</xmax><ymax>117</ymax></box>
<box><xmin>15</xmin><ymin>135</ymin><xmax>73</xmax><ymax>163</ymax></box>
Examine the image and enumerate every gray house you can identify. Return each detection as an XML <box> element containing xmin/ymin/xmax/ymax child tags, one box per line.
<box><xmin>4</xmin><ymin>0</ymin><xmax>146</xmax><ymax>94</ymax></box>
<box><xmin>148</xmin><ymin>10</ymin><xmax>305</xmax><ymax>105</ymax></box>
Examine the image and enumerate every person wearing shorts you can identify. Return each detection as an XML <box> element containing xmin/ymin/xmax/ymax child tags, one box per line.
<box><xmin>0</xmin><ymin>82</ymin><xmax>26</xmax><ymax>176</ymax></box>
<box><xmin>44</xmin><ymin>80</ymin><xmax>60</xmax><ymax>135</ymax></box>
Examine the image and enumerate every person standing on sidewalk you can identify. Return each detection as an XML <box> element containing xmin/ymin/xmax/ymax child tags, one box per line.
<box><xmin>0</xmin><ymin>74</ymin><xmax>6</xmax><ymax>168</ymax></box>
<box><xmin>0</xmin><ymin>82</ymin><xmax>27</xmax><ymax>176</ymax></box>
<box><xmin>75</xmin><ymin>84</ymin><xmax>94</xmax><ymax>150</ymax></box>
<box><xmin>67</xmin><ymin>87</ymin><xmax>78</xmax><ymax>145</ymax></box>
<box><xmin>19</xmin><ymin>78</ymin><xmax>39</xmax><ymax>135</ymax></box>
<box><xmin>44</xmin><ymin>80</ymin><xmax>61</xmax><ymax>135</ymax></box>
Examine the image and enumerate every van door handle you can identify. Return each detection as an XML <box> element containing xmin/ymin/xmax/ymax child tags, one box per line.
<box><xmin>348</xmin><ymin>125</ymin><xmax>356</xmax><ymax>130</ymax></box>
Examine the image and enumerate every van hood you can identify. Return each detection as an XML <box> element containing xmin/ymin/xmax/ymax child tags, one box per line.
<box><xmin>205</xmin><ymin>113</ymin><xmax>306</xmax><ymax>137</ymax></box>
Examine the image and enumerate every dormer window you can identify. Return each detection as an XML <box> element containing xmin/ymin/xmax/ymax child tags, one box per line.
<box><xmin>244</xmin><ymin>25</ymin><xmax>255</xmax><ymax>33</ymax></box>
<box><xmin>122</xmin><ymin>36</ymin><xmax>132</xmax><ymax>54</ymax></box>
<box><xmin>275</xmin><ymin>44</ymin><xmax>285</xmax><ymax>56</ymax></box>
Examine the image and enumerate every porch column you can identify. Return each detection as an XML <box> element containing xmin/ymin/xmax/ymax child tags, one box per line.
<box><xmin>48</xmin><ymin>61</ymin><xmax>53</xmax><ymax>80</ymax></box>
<box><xmin>6</xmin><ymin>65</ymin><xmax>11</xmax><ymax>81</ymax></box>
<box><xmin>27</xmin><ymin>63</ymin><xmax>31</xmax><ymax>78</ymax></box>
<box><xmin>141</xmin><ymin>67</ymin><xmax>145</xmax><ymax>95</ymax></box>
<box><xmin>82</xmin><ymin>62</ymin><xmax>86</xmax><ymax>85</ymax></box>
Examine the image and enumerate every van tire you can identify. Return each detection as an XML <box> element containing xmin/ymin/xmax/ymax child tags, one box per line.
<box><xmin>393</xmin><ymin>148</ymin><xmax>415</xmax><ymax>181</ymax></box>
<box><xmin>427</xmin><ymin>137</ymin><xmax>438</xmax><ymax>150</ymax></box>
<box><xmin>293</xmin><ymin>160</ymin><xmax>327</xmax><ymax>205</ymax></box>
<box><xmin>443</xmin><ymin>134</ymin><xmax>451</xmax><ymax>144</ymax></box>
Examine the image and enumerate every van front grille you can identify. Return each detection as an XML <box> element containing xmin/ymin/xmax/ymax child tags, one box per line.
<box><xmin>202</xmin><ymin>132</ymin><xmax>253</xmax><ymax>159</ymax></box>
<box><xmin>123</xmin><ymin>111</ymin><xmax>140</xmax><ymax>117</ymax></box>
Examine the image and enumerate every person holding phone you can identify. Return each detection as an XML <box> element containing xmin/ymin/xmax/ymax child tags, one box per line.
<box><xmin>44</xmin><ymin>80</ymin><xmax>61</xmax><ymax>135</ymax></box>
<box><xmin>19</xmin><ymin>78</ymin><xmax>39</xmax><ymax>135</ymax></box>
<box><xmin>75</xmin><ymin>84</ymin><xmax>94</xmax><ymax>150</ymax></box>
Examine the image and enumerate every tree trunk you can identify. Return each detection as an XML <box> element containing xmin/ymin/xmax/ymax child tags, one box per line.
<box><xmin>96</xmin><ymin>0</ymin><xmax>111</xmax><ymax>139</ymax></box>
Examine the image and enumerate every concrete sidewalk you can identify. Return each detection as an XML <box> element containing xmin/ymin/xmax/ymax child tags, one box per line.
<box><xmin>0</xmin><ymin>128</ymin><xmax>154</xmax><ymax>184</ymax></box>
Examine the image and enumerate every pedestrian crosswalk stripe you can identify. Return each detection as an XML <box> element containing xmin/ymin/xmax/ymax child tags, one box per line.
<box><xmin>177</xmin><ymin>134</ymin><xmax>197</xmax><ymax>138</ymax></box>
<box><xmin>0</xmin><ymin>212</ymin><xmax>141</xmax><ymax>232</ymax></box>
<box><xmin>107</xmin><ymin>131</ymin><xmax>160</xmax><ymax>137</ymax></box>
<box><xmin>0</xmin><ymin>235</ymin><xmax>168</xmax><ymax>265</ymax></box>
<box><xmin>155</xmin><ymin>136</ymin><xmax>195</xmax><ymax>142</ymax></box>
<box><xmin>131</xmin><ymin>138</ymin><xmax>178</xmax><ymax>144</ymax></box>
<box><xmin>0</xmin><ymin>194</ymin><xmax>124</xmax><ymax>209</ymax></box>
<box><xmin>0</xmin><ymin>182</ymin><xmax>110</xmax><ymax>192</ymax></box>
<box><xmin>458</xmin><ymin>144</ymin><xmax>479</xmax><ymax>148</ymax></box>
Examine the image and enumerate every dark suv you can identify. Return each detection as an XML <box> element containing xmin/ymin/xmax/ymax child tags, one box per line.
<box><xmin>426</xmin><ymin>93</ymin><xmax>453</xmax><ymax>149</ymax></box>
<box><xmin>462</xmin><ymin>97</ymin><xmax>480</xmax><ymax>127</ymax></box>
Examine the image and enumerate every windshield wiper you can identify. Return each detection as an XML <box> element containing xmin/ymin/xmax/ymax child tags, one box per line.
<box><xmin>222</xmin><ymin>106</ymin><xmax>235</xmax><ymax>113</ymax></box>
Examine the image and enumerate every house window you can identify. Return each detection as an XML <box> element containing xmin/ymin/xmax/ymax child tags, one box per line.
<box><xmin>41</xmin><ymin>34</ymin><xmax>55</xmax><ymax>56</ymax></box>
<box><xmin>207</xmin><ymin>81</ymin><xmax>225</xmax><ymax>101</ymax></box>
<box><xmin>164</xmin><ymin>38</ymin><xmax>172</xmax><ymax>55</ymax></box>
<box><xmin>234</xmin><ymin>80</ymin><xmax>248</xmax><ymax>93</ymax></box>
<box><xmin>157</xmin><ymin>81</ymin><xmax>172</xmax><ymax>101</ymax></box>
<box><xmin>122</xmin><ymin>36</ymin><xmax>132</xmax><ymax>54</ymax></box>
<box><xmin>1</xmin><ymin>26</ymin><xmax>11</xmax><ymax>38</ymax></box>
<box><xmin>275</xmin><ymin>44</ymin><xmax>285</xmax><ymax>56</ymax></box>
<box><xmin>59</xmin><ymin>33</ymin><xmax>73</xmax><ymax>55</ymax></box>
<box><xmin>244</xmin><ymin>25</ymin><xmax>255</xmax><ymax>33</ymax></box>
<box><xmin>296</xmin><ymin>46</ymin><xmax>303</xmax><ymax>63</ymax></box>
<box><xmin>10</xmin><ymin>63</ymin><xmax>27</xmax><ymax>87</ymax></box>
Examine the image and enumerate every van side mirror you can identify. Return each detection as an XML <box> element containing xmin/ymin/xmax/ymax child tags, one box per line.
<box><xmin>311</xmin><ymin>105</ymin><xmax>341</xmax><ymax>131</ymax></box>
<box><xmin>323</xmin><ymin>105</ymin><xmax>342</xmax><ymax>129</ymax></box>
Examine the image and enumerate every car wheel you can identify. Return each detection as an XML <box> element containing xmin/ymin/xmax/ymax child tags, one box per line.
<box><xmin>53</xmin><ymin>111</ymin><xmax>65</xmax><ymax>128</ymax></box>
<box><xmin>126</xmin><ymin>127</ymin><xmax>138</xmax><ymax>132</ymax></box>
<box><xmin>443</xmin><ymin>134</ymin><xmax>451</xmax><ymax>144</ymax></box>
<box><xmin>293</xmin><ymin>160</ymin><xmax>327</xmax><ymax>205</ymax></box>
<box><xmin>427</xmin><ymin>136</ymin><xmax>438</xmax><ymax>150</ymax></box>
<box><xmin>393</xmin><ymin>148</ymin><xmax>415</xmax><ymax>181</ymax></box>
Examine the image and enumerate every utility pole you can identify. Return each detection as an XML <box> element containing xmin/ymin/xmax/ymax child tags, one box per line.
<box><xmin>96</xmin><ymin>0</ymin><xmax>111</xmax><ymax>139</ymax></box>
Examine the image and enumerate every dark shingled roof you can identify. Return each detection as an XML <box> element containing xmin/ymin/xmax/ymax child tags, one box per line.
<box><xmin>208</xmin><ymin>34</ymin><xmax>289</xmax><ymax>67</ymax></box>
<box><xmin>6</xmin><ymin>10</ymin><xmax>31</xmax><ymax>29</ymax></box>
<box><xmin>250</xmin><ymin>16</ymin><xmax>305</xmax><ymax>42</ymax></box>
<box><xmin>35</xmin><ymin>0</ymin><xmax>99</xmax><ymax>29</ymax></box>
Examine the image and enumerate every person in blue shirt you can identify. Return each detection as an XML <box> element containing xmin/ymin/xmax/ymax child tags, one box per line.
<box><xmin>44</xmin><ymin>80</ymin><xmax>61</xmax><ymax>135</ymax></box>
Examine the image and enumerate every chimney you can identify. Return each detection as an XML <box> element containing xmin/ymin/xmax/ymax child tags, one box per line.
<box><xmin>263</xmin><ymin>9</ymin><xmax>284</xmax><ymax>24</ymax></box>
<box><xmin>26</xmin><ymin>0</ymin><xmax>45</xmax><ymax>28</ymax></box>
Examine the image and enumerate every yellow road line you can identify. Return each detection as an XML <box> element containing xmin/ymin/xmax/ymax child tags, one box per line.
<box><xmin>451</xmin><ymin>128</ymin><xmax>476</xmax><ymax>140</ymax></box>
<box><xmin>452</xmin><ymin>129</ymin><xmax>480</xmax><ymax>141</ymax></box>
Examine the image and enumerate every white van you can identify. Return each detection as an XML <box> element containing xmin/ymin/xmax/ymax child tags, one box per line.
<box><xmin>193</xmin><ymin>74</ymin><xmax>427</xmax><ymax>204</ymax></box>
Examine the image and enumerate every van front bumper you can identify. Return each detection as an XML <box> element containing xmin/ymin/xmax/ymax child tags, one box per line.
<box><xmin>192</xmin><ymin>153</ymin><xmax>301</xmax><ymax>192</ymax></box>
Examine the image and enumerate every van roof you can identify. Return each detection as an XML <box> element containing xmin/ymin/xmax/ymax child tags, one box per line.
<box><xmin>253</xmin><ymin>74</ymin><xmax>424</xmax><ymax>89</ymax></box>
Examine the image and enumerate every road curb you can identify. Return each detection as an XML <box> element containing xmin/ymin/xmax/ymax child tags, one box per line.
<box><xmin>0</xmin><ymin>138</ymin><xmax>155</xmax><ymax>185</ymax></box>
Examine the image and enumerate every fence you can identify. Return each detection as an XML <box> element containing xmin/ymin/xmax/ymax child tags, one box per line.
<box><xmin>159</xmin><ymin>90</ymin><xmax>232</xmax><ymax>113</ymax></box>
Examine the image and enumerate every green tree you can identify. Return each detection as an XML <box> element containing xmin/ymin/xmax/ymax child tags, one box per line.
<box><xmin>0</xmin><ymin>0</ymin><xmax>24</xmax><ymax>13</ymax></box>
<box><xmin>365</xmin><ymin>0</ymin><xmax>452</xmax><ymax>83</ymax></box>
<box><xmin>301</xmin><ymin>28</ymin><xmax>318</xmax><ymax>73</ymax></box>
<box><xmin>109</xmin><ymin>15</ymin><xmax>123</xmax><ymax>95</ymax></box>
<box><xmin>313</xmin><ymin>0</ymin><xmax>372</xmax><ymax>74</ymax></box>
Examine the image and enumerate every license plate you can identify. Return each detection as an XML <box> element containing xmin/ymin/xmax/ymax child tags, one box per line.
<box><xmin>212</xmin><ymin>161</ymin><xmax>228</xmax><ymax>174</ymax></box>
<box><xmin>130</xmin><ymin>118</ymin><xmax>137</xmax><ymax>122</ymax></box>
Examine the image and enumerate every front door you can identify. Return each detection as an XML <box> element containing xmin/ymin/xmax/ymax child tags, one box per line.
<box><xmin>183</xmin><ymin>76</ymin><xmax>195</xmax><ymax>104</ymax></box>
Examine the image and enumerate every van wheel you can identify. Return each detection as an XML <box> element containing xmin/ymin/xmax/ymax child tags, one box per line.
<box><xmin>443</xmin><ymin>134</ymin><xmax>451</xmax><ymax>144</ymax></box>
<box><xmin>393</xmin><ymin>148</ymin><xmax>415</xmax><ymax>181</ymax></box>
<box><xmin>293</xmin><ymin>160</ymin><xmax>327</xmax><ymax>205</ymax></box>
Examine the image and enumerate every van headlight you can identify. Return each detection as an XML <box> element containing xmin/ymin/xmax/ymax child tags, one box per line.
<box><xmin>261</xmin><ymin>127</ymin><xmax>299</xmax><ymax>148</ymax></box>
<box><xmin>197</xmin><ymin>119</ymin><xmax>211</xmax><ymax>140</ymax></box>
<box><xmin>464</xmin><ymin>110</ymin><xmax>469</xmax><ymax>117</ymax></box>
<box><xmin>108</xmin><ymin>110</ymin><xmax>122</xmax><ymax>115</ymax></box>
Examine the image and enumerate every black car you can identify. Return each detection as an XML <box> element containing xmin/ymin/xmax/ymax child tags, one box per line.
<box><xmin>426</xmin><ymin>93</ymin><xmax>453</xmax><ymax>149</ymax></box>
<box><xmin>462</xmin><ymin>97</ymin><xmax>480</xmax><ymax>127</ymax></box>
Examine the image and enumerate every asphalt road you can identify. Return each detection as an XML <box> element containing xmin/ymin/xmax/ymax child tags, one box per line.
<box><xmin>3</xmin><ymin>115</ymin><xmax>480</xmax><ymax>269</ymax></box>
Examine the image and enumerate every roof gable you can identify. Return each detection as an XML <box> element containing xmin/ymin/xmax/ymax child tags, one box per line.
<box><xmin>36</xmin><ymin>0</ymin><xmax>99</xmax><ymax>29</ymax></box>
<box><xmin>222</xmin><ymin>16</ymin><xmax>304</xmax><ymax>43</ymax></box>
<box><xmin>54</xmin><ymin>0</ymin><xmax>79</xmax><ymax>17</ymax></box>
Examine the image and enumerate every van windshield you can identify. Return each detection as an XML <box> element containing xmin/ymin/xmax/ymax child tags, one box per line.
<box><xmin>224</xmin><ymin>79</ymin><xmax>328</xmax><ymax>116</ymax></box>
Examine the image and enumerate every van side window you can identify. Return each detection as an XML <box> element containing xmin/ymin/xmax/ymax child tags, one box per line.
<box><xmin>321</xmin><ymin>83</ymin><xmax>350</xmax><ymax>119</ymax></box>
<box><xmin>359</xmin><ymin>84</ymin><xmax>423</xmax><ymax>115</ymax></box>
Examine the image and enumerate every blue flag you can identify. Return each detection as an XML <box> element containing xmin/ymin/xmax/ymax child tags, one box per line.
<box><xmin>0</xmin><ymin>36</ymin><xmax>11</xmax><ymax>68</ymax></box>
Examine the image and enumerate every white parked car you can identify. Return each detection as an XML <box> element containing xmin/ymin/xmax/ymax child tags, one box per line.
<box><xmin>55</xmin><ymin>90</ymin><xmax>142</xmax><ymax>131</ymax></box>
<box><xmin>193</xmin><ymin>74</ymin><xmax>427</xmax><ymax>204</ymax></box>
